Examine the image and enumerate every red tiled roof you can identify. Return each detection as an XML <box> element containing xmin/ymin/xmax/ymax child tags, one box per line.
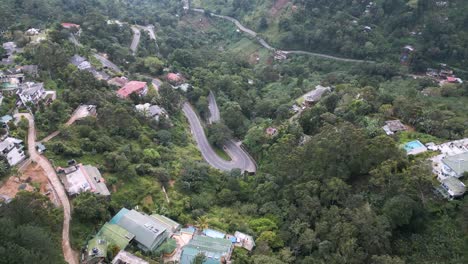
<box><xmin>447</xmin><ymin>76</ymin><xmax>457</xmax><ymax>82</ymax></box>
<box><xmin>61</xmin><ymin>23</ymin><xmax>80</xmax><ymax>29</ymax></box>
<box><xmin>167</xmin><ymin>73</ymin><xmax>182</xmax><ymax>83</ymax></box>
<box><xmin>117</xmin><ymin>81</ymin><xmax>147</xmax><ymax>98</ymax></box>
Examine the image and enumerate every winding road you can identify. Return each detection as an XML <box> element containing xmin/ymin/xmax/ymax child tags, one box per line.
<box><xmin>190</xmin><ymin>8</ymin><xmax>374</xmax><ymax>63</ymax></box>
<box><xmin>130</xmin><ymin>26</ymin><xmax>141</xmax><ymax>55</ymax></box>
<box><xmin>182</xmin><ymin>103</ymin><xmax>256</xmax><ymax>173</ymax></box>
<box><xmin>138</xmin><ymin>25</ymin><xmax>160</xmax><ymax>52</ymax></box>
<box><xmin>93</xmin><ymin>54</ymin><xmax>122</xmax><ymax>73</ymax></box>
<box><xmin>15</xmin><ymin>113</ymin><xmax>77</xmax><ymax>264</ymax></box>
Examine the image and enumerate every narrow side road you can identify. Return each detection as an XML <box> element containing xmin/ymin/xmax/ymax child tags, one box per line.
<box><xmin>41</xmin><ymin>105</ymin><xmax>94</xmax><ymax>143</ymax></box>
<box><xmin>207</xmin><ymin>91</ymin><xmax>220</xmax><ymax>124</ymax></box>
<box><xmin>93</xmin><ymin>54</ymin><xmax>122</xmax><ymax>73</ymax></box>
<box><xmin>190</xmin><ymin>8</ymin><xmax>374</xmax><ymax>63</ymax></box>
<box><xmin>15</xmin><ymin>113</ymin><xmax>77</xmax><ymax>264</ymax></box>
<box><xmin>130</xmin><ymin>26</ymin><xmax>141</xmax><ymax>55</ymax></box>
<box><xmin>182</xmin><ymin>103</ymin><xmax>256</xmax><ymax>173</ymax></box>
<box><xmin>138</xmin><ymin>25</ymin><xmax>160</xmax><ymax>51</ymax></box>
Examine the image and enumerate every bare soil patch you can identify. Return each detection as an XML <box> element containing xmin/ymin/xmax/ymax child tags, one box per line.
<box><xmin>0</xmin><ymin>162</ymin><xmax>54</xmax><ymax>201</ymax></box>
<box><xmin>270</xmin><ymin>0</ymin><xmax>290</xmax><ymax>17</ymax></box>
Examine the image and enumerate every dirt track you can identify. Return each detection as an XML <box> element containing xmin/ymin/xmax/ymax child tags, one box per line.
<box><xmin>15</xmin><ymin>113</ymin><xmax>78</xmax><ymax>264</ymax></box>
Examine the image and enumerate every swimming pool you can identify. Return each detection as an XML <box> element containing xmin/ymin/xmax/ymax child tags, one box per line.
<box><xmin>404</xmin><ymin>140</ymin><xmax>425</xmax><ymax>151</ymax></box>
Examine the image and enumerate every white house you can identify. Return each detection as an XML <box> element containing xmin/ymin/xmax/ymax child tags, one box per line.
<box><xmin>441</xmin><ymin>152</ymin><xmax>468</xmax><ymax>178</ymax></box>
<box><xmin>135</xmin><ymin>103</ymin><xmax>168</xmax><ymax>121</ymax></box>
<box><xmin>25</xmin><ymin>28</ymin><xmax>40</xmax><ymax>35</ymax></box>
<box><xmin>0</xmin><ymin>137</ymin><xmax>26</xmax><ymax>166</ymax></box>
<box><xmin>17</xmin><ymin>82</ymin><xmax>46</xmax><ymax>105</ymax></box>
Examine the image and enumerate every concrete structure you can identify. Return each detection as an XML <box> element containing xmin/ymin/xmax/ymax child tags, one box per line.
<box><xmin>112</xmin><ymin>251</ymin><xmax>149</xmax><ymax>264</ymax></box>
<box><xmin>265</xmin><ymin>127</ymin><xmax>278</xmax><ymax>136</ymax></box>
<box><xmin>382</xmin><ymin>120</ymin><xmax>408</xmax><ymax>135</ymax></box>
<box><xmin>70</xmin><ymin>55</ymin><xmax>110</xmax><ymax>81</ymax></box>
<box><xmin>59</xmin><ymin>164</ymin><xmax>110</xmax><ymax>196</ymax></box>
<box><xmin>180</xmin><ymin>235</ymin><xmax>233</xmax><ymax>264</ymax></box>
<box><xmin>303</xmin><ymin>85</ymin><xmax>331</xmax><ymax>106</ymax></box>
<box><xmin>234</xmin><ymin>231</ymin><xmax>255</xmax><ymax>251</ymax></box>
<box><xmin>36</xmin><ymin>142</ymin><xmax>46</xmax><ymax>153</ymax></box>
<box><xmin>85</xmin><ymin>236</ymin><xmax>107</xmax><ymax>264</ymax></box>
<box><xmin>441</xmin><ymin>152</ymin><xmax>468</xmax><ymax>178</ymax></box>
<box><xmin>150</xmin><ymin>214</ymin><xmax>181</xmax><ymax>234</ymax></box>
<box><xmin>19</xmin><ymin>65</ymin><xmax>38</xmax><ymax>77</ymax></box>
<box><xmin>135</xmin><ymin>103</ymin><xmax>167</xmax><ymax>121</ymax></box>
<box><xmin>0</xmin><ymin>115</ymin><xmax>13</xmax><ymax>124</ymax></box>
<box><xmin>16</xmin><ymin>82</ymin><xmax>46</xmax><ymax>105</ymax></box>
<box><xmin>112</xmin><ymin>209</ymin><xmax>171</xmax><ymax>252</ymax></box>
<box><xmin>174</xmin><ymin>83</ymin><xmax>190</xmax><ymax>92</ymax></box>
<box><xmin>117</xmin><ymin>81</ymin><xmax>148</xmax><ymax>98</ymax></box>
<box><xmin>439</xmin><ymin>177</ymin><xmax>466</xmax><ymax>199</ymax></box>
<box><xmin>84</xmin><ymin>223</ymin><xmax>135</xmax><ymax>264</ymax></box>
<box><xmin>1</xmin><ymin>42</ymin><xmax>20</xmax><ymax>65</ymax></box>
<box><xmin>166</xmin><ymin>73</ymin><xmax>183</xmax><ymax>84</ymax></box>
<box><xmin>0</xmin><ymin>137</ymin><xmax>26</xmax><ymax>166</ymax></box>
<box><xmin>429</xmin><ymin>138</ymin><xmax>468</xmax><ymax>181</ymax></box>
<box><xmin>25</xmin><ymin>28</ymin><xmax>40</xmax><ymax>35</ymax></box>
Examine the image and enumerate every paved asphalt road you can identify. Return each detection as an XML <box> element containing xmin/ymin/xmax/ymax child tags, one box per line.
<box><xmin>182</xmin><ymin>103</ymin><xmax>256</xmax><ymax>173</ymax></box>
<box><xmin>138</xmin><ymin>25</ymin><xmax>160</xmax><ymax>51</ymax></box>
<box><xmin>130</xmin><ymin>26</ymin><xmax>141</xmax><ymax>55</ymax></box>
<box><xmin>15</xmin><ymin>113</ymin><xmax>77</xmax><ymax>264</ymax></box>
<box><xmin>93</xmin><ymin>53</ymin><xmax>122</xmax><ymax>73</ymax></box>
<box><xmin>208</xmin><ymin>91</ymin><xmax>220</xmax><ymax>124</ymax></box>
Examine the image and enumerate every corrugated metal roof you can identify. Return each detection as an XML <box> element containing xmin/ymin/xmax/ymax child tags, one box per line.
<box><xmin>110</xmin><ymin>208</ymin><xmax>130</xmax><ymax>224</ymax></box>
<box><xmin>151</xmin><ymin>214</ymin><xmax>180</xmax><ymax>233</ymax></box>
<box><xmin>180</xmin><ymin>236</ymin><xmax>232</xmax><ymax>264</ymax></box>
<box><xmin>116</xmin><ymin>209</ymin><xmax>168</xmax><ymax>251</ymax></box>
<box><xmin>98</xmin><ymin>223</ymin><xmax>134</xmax><ymax>250</ymax></box>
<box><xmin>443</xmin><ymin>152</ymin><xmax>468</xmax><ymax>176</ymax></box>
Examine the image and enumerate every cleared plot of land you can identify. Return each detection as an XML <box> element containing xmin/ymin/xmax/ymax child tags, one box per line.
<box><xmin>0</xmin><ymin>162</ymin><xmax>57</xmax><ymax>203</ymax></box>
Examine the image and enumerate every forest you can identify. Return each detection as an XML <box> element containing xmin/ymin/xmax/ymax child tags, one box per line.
<box><xmin>0</xmin><ymin>0</ymin><xmax>467</xmax><ymax>263</ymax></box>
<box><xmin>193</xmin><ymin>0</ymin><xmax>468</xmax><ymax>69</ymax></box>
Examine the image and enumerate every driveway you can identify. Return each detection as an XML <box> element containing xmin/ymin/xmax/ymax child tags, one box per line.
<box><xmin>41</xmin><ymin>105</ymin><xmax>95</xmax><ymax>143</ymax></box>
<box><xmin>207</xmin><ymin>91</ymin><xmax>220</xmax><ymax>124</ymax></box>
<box><xmin>15</xmin><ymin>113</ymin><xmax>78</xmax><ymax>264</ymax></box>
<box><xmin>182</xmin><ymin>103</ymin><xmax>256</xmax><ymax>173</ymax></box>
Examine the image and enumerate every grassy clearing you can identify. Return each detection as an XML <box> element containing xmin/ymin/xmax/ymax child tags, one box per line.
<box><xmin>213</xmin><ymin>145</ymin><xmax>231</xmax><ymax>161</ymax></box>
<box><xmin>397</xmin><ymin>131</ymin><xmax>442</xmax><ymax>145</ymax></box>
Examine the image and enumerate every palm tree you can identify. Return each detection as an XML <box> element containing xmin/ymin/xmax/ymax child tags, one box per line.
<box><xmin>195</xmin><ymin>216</ymin><xmax>209</xmax><ymax>234</ymax></box>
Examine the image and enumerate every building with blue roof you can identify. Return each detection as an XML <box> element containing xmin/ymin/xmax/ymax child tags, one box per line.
<box><xmin>180</xmin><ymin>235</ymin><xmax>233</xmax><ymax>264</ymax></box>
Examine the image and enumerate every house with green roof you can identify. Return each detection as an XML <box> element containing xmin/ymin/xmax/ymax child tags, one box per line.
<box><xmin>113</xmin><ymin>209</ymin><xmax>171</xmax><ymax>252</ymax></box>
<box><xmin>85</xmin><ymin>236</ymin><xmax>108</xmax><ymax>264</ymax></box>
<box><xmin>84</xmin><ymin>223</ymin><xmax>135</xmax><ymax>264</ymax></box>
<box><xmin>180</xmin><ymin>235</ymin><xmax>233</xmax><ymax>264</ymax></box>
<box><xmin>97</xmin><ymin>223</ymin><xmax>135</xmax><ymax>250</ymax></box>
<box><xmin>151</xmin><ymin>214</ymin><xmax>181</xmax><ymax>233</ymax></box>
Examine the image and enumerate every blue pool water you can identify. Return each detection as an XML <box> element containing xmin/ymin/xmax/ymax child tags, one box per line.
<box><xmin>404</xmin><ymin>140</ymin><xmax>424</xmax><ymax>151</ymax></box>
